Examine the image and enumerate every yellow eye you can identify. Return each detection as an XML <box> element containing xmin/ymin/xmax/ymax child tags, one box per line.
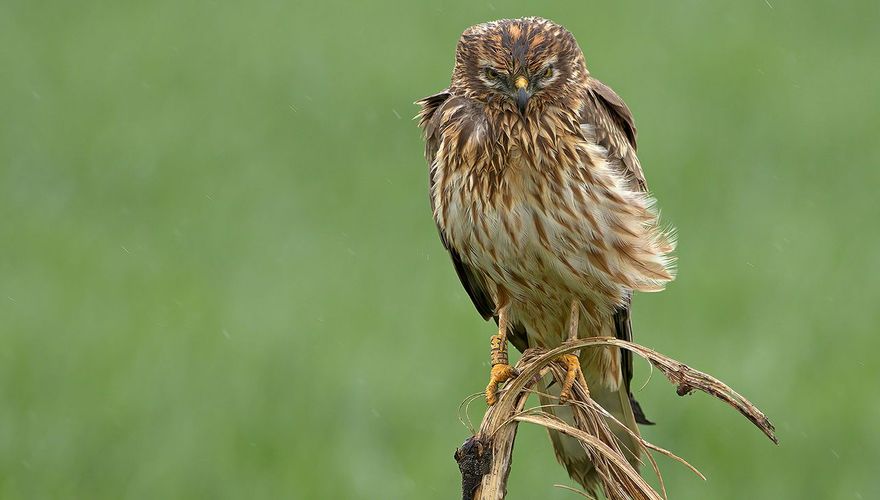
<box><xmin>543</xmin><ymin>67</ymin><xmax>553</xmax><ymax>78</ymax></box>
<box><xmin>484</xmin><ymin>68</ymin><xmax>499</xmax><ymax>80</ymax></box>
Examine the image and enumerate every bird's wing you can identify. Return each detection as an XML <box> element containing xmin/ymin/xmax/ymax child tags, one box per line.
<box><xmin>582</xmin><ymin>78</ymin><xmax>646</xmax><ymax>192</ymax></box>
<box><xmin>416</xmin><ymin>90</ymin><xmax>494</xmax><ymax>318</ymax></box>
<box><xmin>612</xmin><ymin>294</ymin><xmax>653</xmax><ymax>424</ymax></box>
<box><xmin>417</xmin><ymin>91</ymin><xmax>529</xmax><ymax>352</ymax></box>
<box><xmin>581</xmin><ymin>78</ymin><xmax>653</xmax><ymax>424</ymax></box>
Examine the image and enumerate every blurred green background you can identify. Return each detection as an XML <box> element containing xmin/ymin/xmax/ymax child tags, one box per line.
<box><xmin>2</xmin><ymin>0</ymin><xmax>878</xmax><ymax>498</ymax></box>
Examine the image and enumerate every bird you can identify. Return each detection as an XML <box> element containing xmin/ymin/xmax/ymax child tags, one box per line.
<box><xmin>417</xmin><ymin>17</ymin><xmax>676</xmax><ymax>491</ymax></box>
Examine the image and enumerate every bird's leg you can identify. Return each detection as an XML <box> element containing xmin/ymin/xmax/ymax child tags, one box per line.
<box><xmin>485</xmin><ymin>305</ymin><xmax>516</xmax><ymax>406</ymax></box>
<box><xmin>559</xmin><ymin>300</ymin><xmax>589</xmax><ymax>402</ymax></box>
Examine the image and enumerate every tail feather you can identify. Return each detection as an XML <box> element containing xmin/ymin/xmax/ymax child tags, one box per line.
<box><xmin>539</xmin><ymin>352</ymin><xmax>642</xmax><ymax>492</ymax></box>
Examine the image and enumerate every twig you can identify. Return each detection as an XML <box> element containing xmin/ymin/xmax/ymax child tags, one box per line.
<box><xmin>453</xmin><ymin>337</ymin><xmax>777</xmax><ymax>499</ymax></box>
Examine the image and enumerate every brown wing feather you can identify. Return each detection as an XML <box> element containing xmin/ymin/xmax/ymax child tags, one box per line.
<box><xmin>584</xmin><ymin>78</ymin><xmax>647</xmax><ymax>192</ymax></box>
<box><xmin>417</xmin><ymin>91</ymin><xmax>528</xmax><ymax>350</ymax></box>
<box><xmin>582</xmin><ymin>78</ymin><xmax>654</xmax><ymax>424</ymax></box>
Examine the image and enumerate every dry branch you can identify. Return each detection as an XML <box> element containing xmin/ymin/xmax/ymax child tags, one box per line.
<box><xmin>454</xmin><ymin>337</ymin><xmax>777</xmax><ymax>499</ymax></box>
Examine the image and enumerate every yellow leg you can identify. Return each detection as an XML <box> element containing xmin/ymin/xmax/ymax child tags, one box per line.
<box><xmin>558</xmin><ymin>353</ymin><xmax>588</xmax><ymax>401</ymax></box>
<box><xmin>486</xmin><ymin>306</ymin><xmax>516</xmax><ymax>406</ymax></box>
<box><xmin>559</xmin><ymin>300</ymin><xmax>589</xmax><ymax>402</ymax></box>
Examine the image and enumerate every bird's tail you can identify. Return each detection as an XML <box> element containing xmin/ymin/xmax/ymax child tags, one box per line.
<box><xmin>538</xmin><ymin>349</ymin><xmax>642</xmax><ymax>493</ymax></box>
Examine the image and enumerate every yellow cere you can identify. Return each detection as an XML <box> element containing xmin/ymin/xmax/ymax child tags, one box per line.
<box><xmin>514</xmin><ymin>75</ymin><xmax>528</xmax><ymax>89</ymax></box>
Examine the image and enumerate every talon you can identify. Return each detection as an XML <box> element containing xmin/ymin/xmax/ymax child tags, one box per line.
<box><xmin>486</xmin><ymin>363</ymin><xmax>516</xmax><ymax>406</ymax></box>
<box><xmin>559</xmin><ymin>354</ymin><xmax>588</xmax><ymax>402</ymax></box>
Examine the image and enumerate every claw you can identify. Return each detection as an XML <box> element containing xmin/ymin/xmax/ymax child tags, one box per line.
<box><xmin>559</xmin><ymin>354</ymin><xmax>588</xmax><ymax>402</ymax></box>
<box><xmin>486</xmin><ymin>363</ymin><xmax>516</xmax><ymax>406</ymax></box>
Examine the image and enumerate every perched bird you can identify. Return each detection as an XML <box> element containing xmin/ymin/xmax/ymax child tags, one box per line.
<box><xmin>417</xmin><ymin>17</ymin><xmax>675</xmax><ymax>490</ymax></box>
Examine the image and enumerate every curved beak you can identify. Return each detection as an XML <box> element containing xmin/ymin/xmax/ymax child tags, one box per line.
<box><xmin>514</xmin><ymin>75</ymin><xmax>530</xmax><ymax>115</ymax></box>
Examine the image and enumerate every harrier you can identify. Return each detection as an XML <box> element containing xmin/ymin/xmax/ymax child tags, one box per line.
<box><xmin>417</xmin><ymin>17</ymin><xmax>675</xmax><ymax>489</ymax></box>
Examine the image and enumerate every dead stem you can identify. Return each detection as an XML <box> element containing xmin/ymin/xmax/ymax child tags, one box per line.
<box><xmin>454</xmin><ymin>337</ymin><xmax>776</xmax><ymax>499</ymax></box>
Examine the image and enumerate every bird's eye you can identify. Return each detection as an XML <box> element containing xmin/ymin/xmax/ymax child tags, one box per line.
<box><xmin>484</xmin><ymin>68</ymin><xmax>500</xmax><ymax>80</ymax></box>
<box><xmin>542</xmin><ymin>67</ymin><xmax>553</xmax><ymax>79</ymax></box>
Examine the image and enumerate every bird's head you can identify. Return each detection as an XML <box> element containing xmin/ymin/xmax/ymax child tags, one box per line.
<box><xmin>450</xmin><ymin>17</ymin><xmax>588</xmax><ymax>116</ymax></box>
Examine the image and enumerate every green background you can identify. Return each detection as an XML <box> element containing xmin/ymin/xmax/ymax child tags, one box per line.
<box><xmin>3</xmin><ymin>1</ymin><xmax>878</xmax><ymax>498</ymax></box>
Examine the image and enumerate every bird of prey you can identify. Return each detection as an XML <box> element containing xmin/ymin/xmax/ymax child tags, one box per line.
<box><xmin>417</xmin><ymin>17</ymin><xmax>675</xmax><ymax>490</ymax></box>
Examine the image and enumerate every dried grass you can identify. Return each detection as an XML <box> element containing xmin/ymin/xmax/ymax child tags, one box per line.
<box><xmin>454</xmin><ymin>337</ymin><xmax>777</xmax><ymax>499</ymax></box>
